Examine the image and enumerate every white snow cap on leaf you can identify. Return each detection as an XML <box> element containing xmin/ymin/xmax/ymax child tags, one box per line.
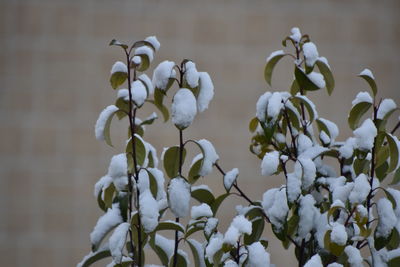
<box><xmin>184</xmin><ymin>61</ymin><xmax>200</xmax><ymax>88</ymax></box>
<box><xmin>352</xmin><ymin>91</ymin><xmax>373</xmax><ymax>106</ymax></box>
<box><xmin>154</xmin><ymin>234</ymin><xmax>174</xmax><ymax>259</ymax></box>
<box><xmin>145</xmin><ymin>36</ymin><xmax>160</xmax><ymax>51</ymax></box>
<box><xmin>295</xmin><ymin>157</ymin><xmax>316</xmax><ymax>190</ymax></box>
<box><xmin>262</xmin><ymin>187</ymin><xmax>289</xmax><ymax>230</ymax></box>
<box><xmin>297</xmin><ymin>133</ymin><xmax>313</xmax><ymax>155</ymax></box>
<box><xmin>308</xmin><ymin>72</ymin><xmax>326</xmax><ymax>89</ymax></box>
<box><xmin>172</xmin><ymin>88</ymin><xmax>197</xmax><ymax>129</ymax></box>
<box><xmin>94</xmin><ymin>175</ymin><xmax>113</xmax><ymax>198</ymax></box>
<box><xmin>107</xmin><ymin>154</ymin><xmax>128</xmax><ymax>191</ymax></box>
<box><xmin>90</xmin><ymin>203</ymin><xmax>123</xmax><ymax>248</ymax></box>
<box><xmin>191</xmin><ymin>203</ymin><xmax>213</xmax><ymax>219</ymax></box>
<box><xmin>139</xmin><ymin>190</ymin><xmax>159</xmax><ymax>233</ymax></box>
<box><xmin>266</xmin><ymin>50</ymin><xmax>285</xmax><ymax>62</ymax></box>
<box><xmin>386</xmin><ymin>188</ymin><xmax>400</xmax><ymax>217</ymax></box>
<box><xmin>339</xmin><ymin>137</ymin><xmax>356</xmax><ymax>159</ymax></box>
<box><xmin>148</xmin><ymin>168</ymin><xmax>166</xmax><ymax>201</ymax></box>
<box><xmin>205</xmin><ymin>217</ymin><xmax>219</xmax><ymax>237</ymax></box>
<box><xmin>256</xmin><ymin>92</ymin><xmax>272</xmax><ymax>122</ymax></box>
<box><xmin>168</xmin><ymin>177</ymin><xmax>191</xmax><ymax>218</ymax></box>
<box><xmin>330</xmin><ymin>223</ymin><xmax>347</xmax><ymax>246</ymax></box>
<box><xmin>137</xmin><ymin>169</ymin><xmax>150</xmax><ymax>193</ymax></box>
<box><xmin>349</xmin><ymin>174</ymin><xmax>370</xmax><ymax>204</ymax></box>
<box><xmin>354</xmin><ymin>119</ymin><xmax>377</xmax><ymax>151</ymax></box>
<box><xmin>247</xmin><ymin>242</ymin><xmax>271</xmax><ymax>267</ymax></box>
<box><xmin>95</xmin><ymin>105</ymin><xmax>118</xmax><ymax>141</ymax></box>
<box><xmin>359</xmin><ymin>68</ymin><xmax>374</xmax><ymax>79</ymax></box>
<box><xmin>304</xmin><ymin>254</ymin><xmax>323</xmax><ymax>267</ymax></box>
<box><xmin>197</xmin><ymin>72</ymin><xmax>214</xmax><ymax>112</ymax></box>
<box><xmin>290</xmin><ymin>27</ymin><xmax>302</xmax><ymax>43</ymax></box>
<box><xmin>109</xmin><ymin>222</ymin><xmax>130</xmax><ymax>264</ymax></box>
<box><xmin>111</xmin><ymin>61</ymin><xmax>127</xmax><ymax>74</ymax></box>
<box><xmin>131</xmin><ymin>80</ymin><xmax>148</xmax><ymax>107</ymax></box>
<box><xmin>152</xmin><ymin>60</ymin><xmax>176</xmax><ymax>90</ymax></box>
<box><xmin>206</xmin><ymin>233</ymin><xmax>224</xmax><ymax>264</ymax></box>
<box><xmin>224</xmin><ymin>215</ymin><xmax>252</xmax><ymax>245</ymax></box>
<box><xmin>317</xmin><ymin>57</ymin><xmax>330</xmax><ymax>69</ymax></box>
<box><xmin>318</xmin><ymin>118</ymin><xmax>339</xmax><ymax>144</ymax></box>
<box><xmin>261</xmin><ymin>151</ymin><xmax>280</xmax><ymax>176</ymax></box>
<box><xmin>224</xmin><ymin>260</ymin><xmax>238</xmax><ymax>267</ymax></box>
<box><xmin>327</xmin><ymin>263</ymin><xmax>343</xmax><ymax>267</ymax></box>
<box><xmin>267</xmin><ymin>92</ymin><xmax>284</xmax><ymax>122</ymax></box>
<box><xmin>224</xmin><ymin>168</ymin><xmax>239</xmax><ymax>191</ymax></box>
<box><xmin>344</xmin><ymin>246</ymin><xmax>363</xmax><ymax>267</ymax></box>
<box><xmin>198</xmin><ymin>139</ymin><xmax>219</xmax><ymax>176</ymax></box>
<box><xmin>377</xmin><ymin>99</ymin><xmax>397</xmax><ymax>119</ymax></box>
<box><xmin>298</xmin><ymin>195</ymin><xmax>317</xmax><ymax>239</ymax></box>
<box><xmin>303</xmin><ymin>42</ymin><xmax>319</xmax><ymax>67</ymax></box>
<box><xmin>287</xmin><ymin>172</ymin><xmax>301</xmax><ymax>203</ymax></box>
<box><xmin>134</xmin><ymin>45</ymin><xmax>154</xmax><ymax>62</ymax></box>
<box><xmin>138</xmin><ymin>74</ymin><xmax>154</xmax><ymax>95</ymax></box>
<box><xmin>132</xmin><ymin>56</ymin><xmax>141</xmax><ymax>65</ymax></box>
<box><xmin>376</xmin><ymin>198</ymin><xmax>397</xmax><ymax>238</ymax></box>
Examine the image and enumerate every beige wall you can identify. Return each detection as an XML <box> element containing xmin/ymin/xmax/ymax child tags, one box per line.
<box><xmin>0</xmin><ymin>0</ymin><xmax>399</xmax><ymax>266</ymax></box>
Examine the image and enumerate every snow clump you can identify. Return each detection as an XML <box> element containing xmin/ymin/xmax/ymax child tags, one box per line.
<box><xmin>168</xmin><ymin>177</ymin><xmax>191</xmax><ymax>218</ymax></box>
<box><xmin>197</xmin><ymin>72</ymin><xmax>214</xmax><ymax>112</ymax></box>
<box><xmin>247</xmin><ymin>241</ymin><xmax>271</xmax><ymax>267</ymax></box>
<box><xmin>224</xmin><ymin>168</ymin><xmax>239</xmax><ymax>191</ymax></box>
<box><xmin>111</xmin><ymin>61</ymin><xmax>127</xmax><ymax>74</ymax></box>
<box><xmin>95</xmin><ymin>105</ymin><xmax>118</xmax><ymax>141</ymax></box>
<box><xmin>262</xmin><ymin>187</ymin><xmax>289</xmax><ymax>230</ymax></box>
<box><xmin>303</xmin><ymin>42</ymin><xmax>319</xmax><ymax>67</ymax></box>
<box><xmin>171</xmin><ymin>88</ymin><xmax>197</xmax><ymax>129</ymax></box>
<box><xmin>353</xmin><ymin>119</ymin><xmax>377</xmax><ymax>151</ymax></box>
<box><xmin>198</xmin><ymin>139</ymin><xmax>219</xmax><ymax>176</ymax></box>
<box><xmin>152</xmin><ymin>60</ymin><xmax>176</xmax><ymax>90</ymax></box>
<box><xmin>261</xmin><ymin>151</ymin><xmax>280</xmax><ymax>176</ymax></box>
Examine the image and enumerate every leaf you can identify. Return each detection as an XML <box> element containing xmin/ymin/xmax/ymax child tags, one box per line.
<box><xmin>316</xmin><ymin>59</ymin><xmax>335</xmax><ymax>95</ymax></box>
<box><xmin>359</xmin><ymin>72</ymin><xmax>377</xmax><ymax>96</ymax></box>
<box><xmin>78</xmin><ymin>247</ymin><xmax>111</xmax><ymax>267</ymax></box>
<box><xmin>109</xmin><ymin>39</ymin><xmax>129</xmax><ymax>49</ymax></box>
<box><xmin>155</xmin><ymin>221</ymin><xmax>185</xmax><ymax>233</ymax></box>
<box><xmin>103</xmin><ymin>183</ymin><xmax>115</xmax><ymax>210</ymax></box>
<box><xmin>376</xmin><ymin>145</ymin><xmax>390</xmax><ymax>169</ymax></box>
<box><xmin>136</xmin><ymin>54</ymin><xmax>150</xmax><ymax>72</ymax></box>
<box><xmin>184</xmin><ymin>226</ymin><xmax>203</xmax><ymax>239</ymax></box>
<box><xmin>147</xmin><ymin>170</ymin><xmax>159</xmax><ymax>199</ymax></box>
<box><xmin>110</xmin><ymin>72</ymin><xmax>128</xmax><ymax>90</ymax></box>
<box><xmin>244</xmin><ymin>217</ymin><xmax>265</xmax><ymax>245</ymax></box>
<box><xmin>188</xmin><ymin>158</ymin><xmax>204</xmax><ymax>184</ymax></box>
<box><xmin>115</xmin><ymin>98</ymin><xmax>129</xmax><ymax>120</ymax></box>
<box><xmin>376</xmin><ymin>161</ymin><xmax>389</xmax><ymax>181</ymax></box>
<box><xmin>103</xmin><ymin>109</ymin><xmax>118</xmax><ymax>147</ymax></box>
<box><xmin>348</xmin><ymin>102</ymin><xmax>372</xmax><ymax>130</ymax></box>
<box><xmin>383</xmin><ymin>189</ymin><xmax>397</xmax><ymax>210</ymax></box>
<box><xmin>187</xmin><ymin>239</ymin><xmax>205</xmax><ymax>267</ymax></box>
<box><xmin>210</xmin><ymin>193</ymin><xmax>230</xmax><ymax>215</ymax></box>
<box><xmin>294</xmin><ymin>66</ymin><xmax>320</xmax><ymax>91</ymax></box>
<box><xmin>290</xmin><ymin>79</ymin><xmax>300</xmax><ymax>95</ymax></box>
<box><xmin>126</xmin><ymin>134</ymin><xmax>147</xmax><ymax>169</ymax></box>
<box><xmin>264</xmin><ymin>52</ymin><xmax>287</xmax><ymax>86</ymax></box>
<box><xmin>292</xmin><ymin>95</ymin><xmax>317</xmax><ymax>123</ymax></box>
<box><xmin>249</xmin><ymin>117</ymin><xmax>259</xmax><ymax>133</ymax></box>
<box><xmin>149</xmin><ymin>235</ymin><xmax>169</xmax><ymax>266</ymax></box>
<box><xmin>97</xmin><ymin>190</ymin><xmax>106</xmax><ymax>212</ymax></box>
<box><xmin>191</xmin><ymin>187</ymin><xmax>215</xmax><ymax>205</ymax></box>
<box><xmin>163</xmin><ymin>146</ymin><xmax>186</xmax><ymax>178</ymax></box>
<box><xmin>390</xmin><ymin>167</ymin><xmax>400</xmax><ymax>185</ymax></box>
<box><xmin>386</xmin><ymin>133</ymin><xmax>399</xmax><ymax>173</ymax></box>
<box><xmin>168</xmin><ymin>250</ymin><xmax>188</xmax><ymax>267</ymax></box>
<box><xmin>324</xmin><ymin>230</ymin><xmax>345</xmax><ymax>256</ymax></box>
<box><xmin>387</xmin><ymin>228</ymin><xmax>400</xmax><ymax>250</ymax></box>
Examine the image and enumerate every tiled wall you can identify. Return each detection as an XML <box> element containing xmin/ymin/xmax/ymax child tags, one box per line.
<box><xmin>0</xmin><ymin>0</ymin><xmax>399</xmax><ymax>266</ymax></box>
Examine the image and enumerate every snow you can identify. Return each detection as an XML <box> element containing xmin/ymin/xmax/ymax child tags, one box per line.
<box><xmin>111</xmin><ymin>61</ymin><xmax>127</xmax><ymax>74</ymax></box>
<box><xmin>138</xmin><ymin>74</ymin><xmax>154</xmax><ymax>95</ymax></box>
<box><xmin>327</xmin><ymin>264</ymin><xmax>343</xmax><ymax>267</ymax></box>
<box><xmin>298</xmin><ymin>195</ymin><xmax>317</xmax><ymax>239</ymax></box>
<box><xmin>198</xmin><ymin>139</ymin><xmax>219</xmax><ymax>176</ymax></box>
<box><xmin>130</xmin><ymin>80</ymin><xmax>148</xmax><ymax>107</ymax></box>
<box><xmin>191</xmin><ymin>203</ymin><xmax>213</xmax><ymax>219</ymax></box>
<box><xmin>134</xmin><ymin>45</ymin><xmax>154</xmax><ymax>62</ymax></box>
<box><xmin>317</xmin><ymin>57</ymin><xmax>330</xmax><ymax>69</ymax></box>
<box><xmin>90</xmin><ymin>203</ymin><xmax>123</xmax><ymax>247</ymax></box>
<box><xmin>109</xmin><ymin>222</ymin><xmax>130</xmax><ymax>263</ymax></box>
<box><xmin>107</xmin><ymin>256</ymin><xmax>132</xmax><ymax>267</ymax></box>
<box><xmin>295</xmin><ymin>157</ymin><xmax>316</xmax><ymax>190</ymax></box>
<box><xmin>331</xmin><ymin>199</ymin><xmax>345</xmax><ymax>208</ymax></box>
<box><xmin>224</xmin><ymin>260</ymin><xmax>238</xmax><ymax>267</ymax></box>
<box><xmin>267</xmin><ymin>92</ymin><xmax>283</xmax><ymax>122</ymax></box>
<box><xmin>154</xmin><ymin>234</ymin><xmax>174</xmax><ymax>259</ymax></box>
<box><xmin>287</xmin><ymin>172</ymin><xmax>301</xmax><ymax>202</ymax></box>
<box><xmin>290</xmin><ymin>27</ymin><xmax>302</xmax><ymax>43</ymax></box>
<box><xmin>223</xmin><ymin>225</ymin><xmax>240</xmax><ymax>245</ymax></box>
<box><xmin>377</xmin><ymin>98</ymin><xmax>396</xmax><ymax>119</ymax></box>
<box><xmin>206</xmin><ymin>232</ymin><xmax>224</xmax><ymax>263</ymax></box>
<box><xmin>205</xmin><ymin>218</ymin><xmax>219</xmax><ymax>237</ymax></box>
<box><xmin>108</xmin><ymin>153</ymin><xmax>128</xmax><ymax>191</ymax></box>
<box><xmin>148</xmin><ymin>168</ymin><xmax>166</xmax><ymax>201</ymax></box>
<box><xmin>307</xmin><ymin>72</ymin><xmax>326</xmax><ymax>89</ymax></box>
<box><xmin>94</xmin><ymin>175</ymin><xmax>113</xmax><ymax>198</ymax></box>
<box><xmin>357</xmin><ymin>205</ymin><xmax>368</xmax><ymax>219</ymax></box>
<box><xmin>256</xmin><ymin>92</ymin><xmax>272</xmax><ymax>122</ymax></box>
<box><xmin>172</xmin><ymin>88</ymin><xmax>197</xmax><ymax>129</ymax></box>
<box><xmin>95</xmin><ymin>105</ymin><xmax>119</xmax><ymax>141</ymax></box>
<box><xmin>386</xmin><ymin>188</ymin><xmax>400</xmax><ymax>217</ymax></box>
<box><xmin>318</xmin><ymin>118</ymin><xmax>339</xmax><ymax>144</ymax></box>
<box><xmin>339</xmin><ymin>137</ymin><xmax>356</xmax><ymax>159</ymax></box>
<box><xmin>145</xmin><ymin>36</ymin><xmax>160</xmax><ymax>51</ymax></box>
<box><xmin>304</xmin><ymin>254</ymin><xmax>322</xmax><ymax>267</ymax></box>
<box><xmin>184</xmin><ymin>61</ymin><xmax>200</xmax><ymax>88</ymax></box>
<box><xmin>349</xmin><ymin>174</ymin><xmax>371</xmax><ymax>204</ymax></box>
<box><xmin>353</xmin><ymin>119</ymin><xmax>377</xmax><ymax>151</ymax></box>
<box><xmin>360</xmin><ymin>68</ymin><xmax>375</xmax><ymax>79</ymax></box>
<box><xmin>262</xmin><ymin>188</ymin><xmax>289</xmax><ymax>230</ymax></box>
<box><xmin>297</xmin><ymin>134</ymin><xmax>313</xmax><ymax>154</ymax></box>
<box><xmin>139</xmin><ymin>190</ymin><xmax>159</xmax><ymax>232</ymax></box>
<box><xmin>303</xmin><ymin>42</ymin><xmax>319</xmax><ymax>67</ymax></box>
<box><xmin>247</xmin><ymin>242</ymin><xmax>271</xmax><ymax>267</ymax></box>
<box><xmin>295</xmin><ymin>94</ymin><xmax>319</xmax><ymax>120</ymax></box>
<box><xmin>261</xmin><ymin>151</ymin><xmax>280</xmax><ymax>176</ymax></box>
<box><xmin>168</xmin><ymin>177</ymin><xmax>191</xmax><ymax>218</ymax></box>
<box><xmin>352</xmin><ymin>91</ymin><xmax>373</xmax><ymax>106</ymax></box>
<box><xmin>146</xmin><ymin>141</ymin><xmax>159</xmax><ymax>168</ymax></box>
<box><xmin>344</xmin><ymin>246</ymin><xmax>363</xmax><ymax>267</ymax></box>
<box><xmin>224</xmin><ymin>215</ymin><xmax>252</xmax><ymax>245</ymax></box>
<box><xmin>197</xmin><ymin>72</ymin><xmax>214</xmax><ymax>112</ymax></box>
<box><xmin>152</xmin><ymin>60</ymin><xmax>176</xmax><ymax>90</ymax></box>
<box><xmin>376</xmin><ymin>198</ymin><xmax>397</xmax><ymax>238</ymax></box>
<box><xmin>266</xmin><ymin>50</ymin><xmax>285</xmax><ymax>62</ymax></box>
<box><xmin>186</xmin><ymin>239</ymin><xmax>206</xmax><ymax>267</ymax></box>
<box><xmin>330</xmin><ymin>223</ymin><xmax>347</xmax><ymax>246</ymax></box>
<box><xmin>224</xmin><ymin>168</ymin><xmax>239</xmax><ymax>191</ymax></box>
<box><xmin>77</xmin><ymin>243</ymin><xmax>110</xmax><ymax>267</ymax></box>
<box><xmin>132</xmin><ymin>56</ymin><xmax>141</xmax><ymax>65</ymax></box>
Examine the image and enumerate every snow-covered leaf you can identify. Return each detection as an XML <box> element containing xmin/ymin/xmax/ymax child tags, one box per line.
<box><xmin>316</xmin><ymin>59</ymin><xmax>334</xmax><ymax>95</ymax></box>
<box><xmin>163</xmin><ymin>146</ymin><xmax>186</xmax><ymax>178</ymax></box>
<box><xmin>292</xmin><ymin>94</ymin><xmax>317</xmax><ymax>122</ymax></box>
<box><xmin>134</xmin><ymin>45</ymin><xmax>153</xmax><ymax>72</ymax></box>
<box><xmin>155</xmin><ymin>220</ymin><xmax>185</xmax><ymax>233</ymax></box>
<box><xmin>109</xmin><ymin>223</ymin><xmax>130</xmax><ymax>264</ymax></box>
<box><xmin>149</xmin><ymin>234</ymin><xmax>172</xmax><ymax>266</ymax></box>
<box><xmin>187</xmin><ymin>239</ymin><xmax>206</xmax><ymax>267</ymax></box>
<box><xmin>110</xmin><ymin>71</ymin><xmax>128</xmax><ymax>90</ymax></box>
<box><xmin>264</xmin><ymin>50</ymin><xmax>286</xmax><ymax>86</ymax></box>
<box><xmin>295</xmin><ymin>66</ymin><xmax>320</xmax><ymax>91</ymax></box>
<box><xmin>191</xmin><ymin>186</ymin><xmax>215</xmax><ymax>205</ymax></box>
<box><xmin>386</xmin><ymin>133</ymin><xmax>399</xmax><ymax>173</ymax></box>
<box><xmin>95</xmin><ymin>105</ymin><xmax>119</xmax><ymax>146</ymax></box>
<box><xmin>126</xmin><ymin>134</ymin><xmax>147</xmax><ymax>169</ymax></box>
<box><xmin>168</xmin><ymin>250</ymin><xmax>188</xmax><ymax>267</ymax></box>
<box><xmin>249</xmin><ymin>117</ymin><xmax>259</xmax><ymax>133</ymax></box>
<box><xmin>77</xmin><ymin>245</ymin><xmax>111</xmax><ymax>267</ymax></box>
<box><xmin>359</xmin><ymin>69</ymin><xmax>377</xmax><ymax>96</ymax></box>
<box><xmin>188</xmin><ymin>157</ymin><xmax>204</xmax><ymax>184</ymax></box>
<box><xmin>348</xmin><ymin>102</ymin><xmax>372</xmax><ymax>130</ymax></box>
<box><xmin>109</xmin><ymin>39</ymin><xmax>128</xmax><ymax>49</ymax></box>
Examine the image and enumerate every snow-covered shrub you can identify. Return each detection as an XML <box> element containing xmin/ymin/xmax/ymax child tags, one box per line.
<box><xmin>79</xmin><ymin>28</ymin><xmax>400</xmax><ymax>267</ymax></box>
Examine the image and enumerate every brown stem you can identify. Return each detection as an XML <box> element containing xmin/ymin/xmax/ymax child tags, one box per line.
<box><xmin>172</xmin><ymin>217</ymin><xmax>180</xmax><ymax>267</ymax></box>
<box><xmin>391</xmin><ymin>121</ymin><xmax>400</xmax><ymax>135</ymax></box>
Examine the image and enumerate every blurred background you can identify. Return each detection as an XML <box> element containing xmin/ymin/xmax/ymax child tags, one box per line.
<box><xmin>1</xmin><ymin>0</ymin><xmax>399</xmax><ymax>266</ymax></box>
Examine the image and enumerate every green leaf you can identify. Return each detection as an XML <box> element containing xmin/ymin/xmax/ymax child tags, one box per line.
<box><xmin>109</xmin><ymin>39</ymin><xmax>128</xmax><ymax>49</ymax></box>
<box><xmin>359</xmin><ymin>72</ymin><xmax>377</xmax><ymax>96</ymax></box>
<box><xmin>390</xmin><ymin>167</ymin><xmax>400</xmax><ymax>185</ymax></box>
<box><xmin>294</xmin><ymin>66</ymin><xmax>320</xmax><ymax>91</ymax></box>
<box><xmin>264</xmin><ymin>51</ymin><xmax>286</xmax><ymax>86</ymax></box>
<box><xmin>155</xmin><ymin>221</ymin><xmax>185</xmax><ymax>233</ymax></box>
<box><xmin>324</xmin><ymin>230</ymin><xmax>345</xmax><ymax>256</ymax></box>
<box><xmin>316</xmin><ymin>59</ymin><xmax>335</xmax><ymax>95</ymax></box>
<box><xmin>126</xmin><ymin>134</ymin><xmax>147</xmax><ymax>169</ymax></box>
<box><xmin>103</xmin><ymin>109</ymin><xmax>118</xmax><ymax>147</ymax></box>
<box><xmin>188</xmin><ymin>158</ymin><xmax>204</xmax><ymax>184</ymax></box>
<box><xmin>78</xmin><ymin>247</ymin><xmax>111</xmax><ymax>267</ymax></box>
<box><xmin>136</xmin><ymin>54</ymin><xmax>150</xmax><ymax>72</ymax></box>
<box><xmin>115</xmin><ymin>98</ymin><xmax>129</xmax><ymax>120</ymax></box>
<box><xmin>387</xmin><ymin>228</ymin><xmax>400</xmax><ymax>250</ymax></box>
<box><xmin>110</xmin><ymin>72</ymin><xmax>128</xmax><ymax>90</ymax></box>
<box><xmin>292</xmin><ymin>95</ymin><xmax>317</xmax><ymax>123</ymax></box>
<box><xmin>348</xmin><ymin>102</ymin><xmax>372</xmax><ymax>130</ymax></box>
<box><xmin>374</xmin><ymin>234</ymin><xmax>389</xmax><ymax>251</ymax></box>
<box><xmin>376</xmin><ymin>161</ymin><xmax>389</xmax><ymax>181</ymax></box>
<box><xmin>388</xmin><ymin>256</ymin><xmax>400</xmax><ymax>267</ymax></box>
<box><xmin>149</xmin><ymin>234</ymin><xmax>169</xmax><ymax>266</ymax></box>
<box><xmin>383</xmin><ymin>189</ymin><xmax>397</xmax><ymax>210</ymax></box>
<box><xmin>168</xmin><ymin>250</ymin><xmax>188</xmax><ymax>267</ymax></box>
<box><xmin>97</xmin><ymin>190</ymin><xmax>106</xmax><ymax>212</ymax></box>
<box><xmin>103</xmin><ymin>183</ymin><xmax>115</xmax><ymax>210</ymax></box>
<box><xmin>249</xmin><ymin>117</ymin><xmax>259</xmax><ymax>133</ymax></box>
<box><xmin>184</xmin><ymin>226</ymin><xmax>203</xmax><ymax>239</ymax></box>
<box><xmin>147</xmin><ymin>170</ymin><xmax>159</xmax><ymax>199</ymax></box>
<box><xmin>163</xmin><ymin>146</ymin><xmax>186</xmax><ymax>178</ymax></box>
<box><xmin>210</xmin><ymin>193</ymin><xmax>230</xmax><ymax>215</ymax></box>
<box><xmin>187</xmin><ymin>239</ymin><xmax>205</xmax><ymax>267</ymax></box>
<box><xmin>191</xmin><ymin>187</ymin><xmax>215</xmax><ymax>205</ymax></box>
<box><xmin>290</xmin><ymin>79</ymin><xmax>300</xmax><ymax>95</ymax></box>
<box><xmin>376</xmin><ymin>145</ymin><xmax>390</xmax><ymax>169</ymax></box>
<box><xmin>386</xmin><ymin>133</ymin><xmax>399</xmax><ymax>173</ymax></box>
